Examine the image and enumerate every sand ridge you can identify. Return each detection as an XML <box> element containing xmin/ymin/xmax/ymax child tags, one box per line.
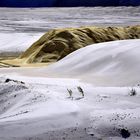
<box><xmin>1</xmin><ymin>25</ymin><xmax>140</xmax><ymax>67</ymax></box>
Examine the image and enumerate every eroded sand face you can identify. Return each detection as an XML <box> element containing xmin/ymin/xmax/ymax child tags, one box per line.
<box><xmin>1</xmin><ymin>25</ymin><xmax>140</xmax><ymax>67</ymax></box>
<box><xmin>0</xmin><ymin>7</ymin><xmax>140</xmax><ymax>67</ymax></box>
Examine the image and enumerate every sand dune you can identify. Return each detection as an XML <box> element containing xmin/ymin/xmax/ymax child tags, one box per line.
<box><xmin>4</xmin><ymin>25</ymin><xmax>139</xmax><ymax>65</ymax></box>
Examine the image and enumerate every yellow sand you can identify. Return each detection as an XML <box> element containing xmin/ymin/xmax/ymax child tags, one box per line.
<box><xmin>2</xmin><ymin>25</ymin><xmax>140</xmax><ymax>66</ymax></box>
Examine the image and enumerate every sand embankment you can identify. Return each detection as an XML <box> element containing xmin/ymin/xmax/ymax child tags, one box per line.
<box><xmin>1</xmin><ymin>25</ymin><xmax>140</xmax><ymax>66</ymax></box>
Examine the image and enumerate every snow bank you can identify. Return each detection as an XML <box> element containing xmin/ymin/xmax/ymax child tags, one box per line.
<box><xmin>40</xmin><ymin>39</ymin><xmax>140</xmax><ymax>86</ymax></box>
<box><xmin>0</xmin><ymin>76</ymin><xmax>140</xmax><ymax>139</ymax></box>
<box><xmin>0</xmin><ymin>33</ymin><xmax>43</xmax><ymax>56</ymax></box>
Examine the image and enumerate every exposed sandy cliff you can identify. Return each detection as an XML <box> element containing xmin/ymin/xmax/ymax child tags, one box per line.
<box><xmin>19</xmin><ymin>25</ymin><xmax>140</xmax><ymax>64</ymax></box>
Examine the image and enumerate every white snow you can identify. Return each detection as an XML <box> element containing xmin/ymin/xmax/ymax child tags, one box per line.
<box><xmin>0</xmin><ymin>76</ymin><xmax>140</xmax><ymax>140</ymax></box>
<box><xmin>0</xmin><ymin>39</ymin><xmax>140</xmax><ymax>139</ymax></box>
<box><xmin>0</xmin><ymin>6</ymin><xmax>140</xmax><ymax>140</ymax></box>
<box><xmin>39</xmin><ymin>39</ymin><xmax>140</xmax><ymax>86</ymax></box>
<box><xmin>0</xmin><ymin>33</ymin><xmax>43</xmax><ymax>55</ymax></box>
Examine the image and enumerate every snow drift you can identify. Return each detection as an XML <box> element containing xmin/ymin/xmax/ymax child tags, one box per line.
<box><xmin>39</xmin><ymin>39</ymin><xmax>140</xmax><ymax>86</ymax></box>
<box><xmin>1</xmin><ymin>71</ymin><xmax>140</xmax><ymax>139</ymax></box>
<box><xmin>0</xmin><ymin>33</ymin><xmax>43</xmax><ymax>56</ymax></box>
<box><xmin>0</xmin><ymin>40</ymin><xmax>140</xmax><ymax>139</ymax></box>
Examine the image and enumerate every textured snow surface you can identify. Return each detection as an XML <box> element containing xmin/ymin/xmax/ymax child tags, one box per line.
<box><xmin>0</xmin><ymin>39</ymin><xmax>140</xmax><ymax>139</ymax></box>
<box><xmin>0</xmin><ymin>7</ymin><xmax>140</xmax><ymax>140</ymax></box>
<box><xmin>0</xmin><ymin>76</ymin><xmax>140</xmax><ymax>140</ymax></box>
<box><xmin>0</xmin><ymin>33</ymin><xmax>43</xmax><ymax>55</ymax></box>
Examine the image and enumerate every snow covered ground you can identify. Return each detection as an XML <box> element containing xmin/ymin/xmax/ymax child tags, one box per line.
<box><xmin>0</xmin><ymin>7</ymin><xmax>140</xmax><ymax>140</ymax></box>
<box><xmin>39</xmin><ymin>39</ymin><xmax>140</xmax><ymax>86</ymax></box>
<box><xmin>0</xmin><ymin>76</ymin><xmax>140</xmax><ymax>140</ymax></box>
<box><xmin>0</xmin><ymin>7</ymin><xmax>140</xmax><ymax>33</ymax></box>
<box><xmin>0</xmin><ymin>33</ymin><xmax>43</xmax><ymax>56</ymax></box>
<box><xmin>0</xmin><ymin>39</ymin><xmax>140</xmax><ymax>139</ymax></box>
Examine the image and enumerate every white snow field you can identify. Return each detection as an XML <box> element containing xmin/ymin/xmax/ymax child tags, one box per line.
<box><xmin>39</xmin><ymin>39</ymin><xmax>140</xmax><ymax>86</ymax></box>
<box><xmin>0</xmin><ymin>39</ymin><xmax>140</xmax><ymax>140</ymax></box>
<box><xmin>0</xmin><ymin>7</ymin><xmax>140</xmax><ymax>33</ymax></box>
<box><xmin>0</xmin><ymin>33</ymin><xmax>43</xmax><ymax>56</ymax></box>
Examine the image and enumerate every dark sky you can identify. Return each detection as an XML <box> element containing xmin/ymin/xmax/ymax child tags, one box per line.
<box><xmin>0</xmin><ymin>0</ymin><xmax>140</xmax><ymax>7</ymax></box>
